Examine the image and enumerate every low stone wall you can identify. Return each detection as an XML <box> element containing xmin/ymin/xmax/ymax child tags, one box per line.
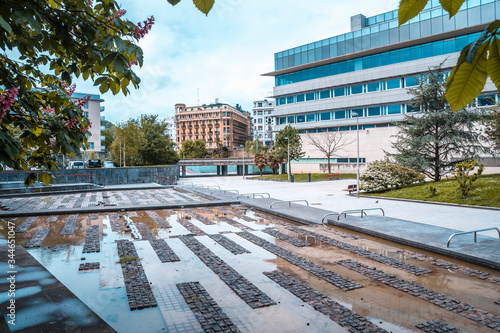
<box><xmin>0</xmin><ymin>165</ymin><xmax>180</xmax><ymax>186</ymax></box>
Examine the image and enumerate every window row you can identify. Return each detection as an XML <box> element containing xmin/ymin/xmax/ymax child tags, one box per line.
<box><xmin>277</xmin><ymin>94</ymin><xmax>497</xmax><ymax>125</ymax></box>
<box><xmin>276</xmin><ymin>77</ymin><xmax>418</xmax><ymax>106</ymax></box>
<box><xmin>276</xmin><ymin>32</ymin><xmax>480</xmax><ymax>86</ymax></box>
<box><xmin>275</xmin><ymin>1</ymin><xmax>497</xmax><ymax>70</ymax></box>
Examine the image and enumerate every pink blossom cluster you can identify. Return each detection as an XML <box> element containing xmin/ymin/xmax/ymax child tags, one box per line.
<box><xmin>0</xmin><ymin>87</ymin><xmax>18</xmax><ymax>121</ymax></box>
<box><xmin>108</xmin><ymin>9</ymin><xmax>126</xmax><ymax>24</ymax></box>
<box><xmin>43</xmin><ymin>107</ymin><xmax>54</xmax><ymax>113</ymax></box>
<box><xmin>135</xmin><ymin>16</ymin><xmax>154</xmax><ymax>39</ymax></box>
<box><xmin>64</xmin><ymin>118</ymin><xmax>78</xmax><ymax>130</ymax></box>
<box><xmin>76</xmin><ymin>94</ymin><xmax>91</xmax><ymax>109</ymax></box>
<box><xmin>61</xmin><ymin>81</ymin><xmax>76</xmax><ymax>96</ymax></box>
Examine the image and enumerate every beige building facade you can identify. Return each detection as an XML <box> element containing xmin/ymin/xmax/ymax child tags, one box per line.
<box><xmin>175</xmin><ymin>102</ymin><xmax>252</xmax><ymax>150</ymax></box>
<box><xmin>72</xmin><ymin>92</ymin><xmax>104</xmax><ymax>154</ymax></box>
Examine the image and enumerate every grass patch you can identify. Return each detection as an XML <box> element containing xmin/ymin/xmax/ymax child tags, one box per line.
<box><xmin>366</xmin><ymin>174</ymin><xmax>500</xmax><ymax>208</ymax></box>
<box><xmin>251</xmin><ymin>173</ymin><xmax>356</xmax><ymax>182</ymax></box>
<box><xmin>117</xmin><ymin>256</ymin><xmax>139</xmax><ymax>263</ymax></box>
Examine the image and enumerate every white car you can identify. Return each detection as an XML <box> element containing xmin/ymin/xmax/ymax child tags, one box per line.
<box><xmin>67</xmin><ymin>161</ymin><xmax>85</xmax><ymax>169</ymax></box>
<box><xmin>103</xmin><ymin>161</ymin><xmax>115</xmax><ymax>168</ymax></box>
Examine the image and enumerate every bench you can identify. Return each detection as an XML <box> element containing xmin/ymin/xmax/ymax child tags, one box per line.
<box><xmin>325</xmin><ymin>174</ymin><xmax>341</xmax><ymax>180</ymax></box>
<box><xmin>342</xmin><ymin>184</ymin><xmax>357</xmax><ymax>194</ymax></box>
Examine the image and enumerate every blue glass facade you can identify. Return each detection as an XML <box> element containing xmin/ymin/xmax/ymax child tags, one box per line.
<box><xmin>274</xmin><ymin>0</ymin><xmax>497</xmax><ymax>72</ymax></box>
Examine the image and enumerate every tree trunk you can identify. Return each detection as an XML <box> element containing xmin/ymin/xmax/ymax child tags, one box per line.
<box><xmin>327</xmin><ymin>156</ymin><xmax>331</xmax><ymax>173</ymax></box>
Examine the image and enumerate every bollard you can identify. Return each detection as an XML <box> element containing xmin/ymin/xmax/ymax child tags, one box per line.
<box><xmin>290</xmin><ymin>174</ymin><xmax>294</xmax><ymax>182</ymax></box>
<box><xmin>308</xmin><ymin>173</ymin><xmax>311</xmax><ymax>182</ymax></box>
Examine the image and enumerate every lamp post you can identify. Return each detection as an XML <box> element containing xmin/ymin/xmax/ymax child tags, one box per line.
<box><xmin>352</xmin><ymin>111</ymin><xmax>360</xmax><ymax>198</ymax></box>
<box><xmin>284</xmin><ymin>136</ymin><xmax>290</xmax><ymax>181</ymax></box>
<box><xmin>240</xmin><ymin>144</ymin><xmax>245</xmax><ymax>178</ymax></box>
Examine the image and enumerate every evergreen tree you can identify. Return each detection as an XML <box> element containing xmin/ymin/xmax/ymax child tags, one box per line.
<box><xmin>388</xmin><ymin>66</ymin><xmax>490</xmax><ymax>181</ymax></box>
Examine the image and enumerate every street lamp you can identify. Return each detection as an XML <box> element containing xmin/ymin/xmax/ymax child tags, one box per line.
<box><xmin>351</xmin><ymin>111</ymin><xmax>360</xmax><ymax>198</ymax></box>
<box><xmin>284</xmin><ymin>136</ymin><xmax>290</xmax><ymax>181</ymax></box>
<box><xmin>240</xmin><ymin>144</ymin><xmax>245</xmax><ymax>178</ymax></box>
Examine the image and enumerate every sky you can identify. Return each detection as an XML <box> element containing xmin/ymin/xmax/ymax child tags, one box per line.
<box><xmin>75</xmin><ymin>0</ymin><xmax>400</xmax><ymax>124</ymax></box>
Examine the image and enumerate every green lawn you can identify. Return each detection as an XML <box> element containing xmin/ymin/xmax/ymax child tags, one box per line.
<box><xmin>366</xmin><ymin>174</ymin><xmax>500</xmax><ymax>208</ymax></box>
<box><xmin>251</xmin><ymin>173</ymin><xmax>357</xmax><ymax>182</ymax></box>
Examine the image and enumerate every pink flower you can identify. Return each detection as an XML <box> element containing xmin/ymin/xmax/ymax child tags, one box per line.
<box><xmin>0</xmin><ymin>87</ymin><xmax>18</xmax><ymax>121</ymax></box>
<box><xmin>135</xmin><ymin>16</ymin><xmax>154</xmax><ymax>39</ymax></box>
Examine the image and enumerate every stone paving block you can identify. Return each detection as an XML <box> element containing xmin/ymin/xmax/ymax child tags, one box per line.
<box><xmin>78</xmin><ymin>262</ymin><xmax>101</xmax><ymax>271</ymax></box>
<box><xmin>163</xmin><ymin>209</ymin><xmax>177</xmax><ymax>216</ymax></box>
<box><xmin>208</xmin><ymin>234</ymin><xmax>251</xmax><ymax>255</ymax></box>
<box><xmin>108</xmin><ymin>212</ymin><xmax>124</xmax><ymax>232</ymax></box>
<box><xmin>337</xmin><ymin>259</ymin><xmax>500</xmax><ymax>331</ymax></box>
<box><xmin>82</xmin><ymin>225</ymin><xmax>100</xmax><ymax>253</ymax></box>
<box><xmin>45</xmin><ymin>215</ymin><xmax>58</xmax><ymax>223</ymax></box>
<box><xmin>25</xmin><ymin>228</ymin><xmax>50</xmax><ymax>248</ymax></box>
<box><xmin>116</xmin><ymin>240</ymin><xmax>158</xmax><ymax>311</ymax></box>
<box><xmin>146</xmin><ymin>210</ymin><xmax>171</xmax><ymax>228</ymax></box>
<box><xmin>15</xmin><ymin>216</ymin><xmax>38</xmax><ymax>233</ymax></box>
<box><xmin>264</xmin><ymin>270</ymin><xmax>387</xmax><ymax>333</ymax></box>
<box><xmin>286</xmin><ymin>225</ymin><xmax>432</xmax><ymax>276</ymax></box>
<box><xmin>217</xmin><ymin>206</ymin><xmax>255</xmax><ymax>222</ymax></box>
<box><xmin>149</xmin><ymin>239</ymin><xmax>180</xmax><ymax>263</ymax></box>
<box><xmin>262</xmin><ymin>228</ymin><xmax>311</xmax><ymax>247</ymax></box>
<box><xmin>177</xmin><ymin>281</ymin><xmax>240</xmax><ymax>333</ymax></box>
<box><xmin>181</xmin><ymin>209</ymin><xmax>216</xmax><ymax>225</ymax></box>
<box><xmin>136</xmin><ymin>222</ymin><xmax>155</xmax><ymax>241</ymax></box>
<box><xmin>177</xmin><ymin>219</ymin><xmax>207</xmax><ymax>236</ymax></box>
<box><xmin>179</xmin><ymin>235</ymin><xmax>276</xmax><ymax>309</ymax></box>
<box><xmin>217</xmin><ymin>216</ymin><xmax>255</xmax><ymax>231</ymax></box>
<box><xmin>415</xmin><ymin>319</ymin><xmax>461</xmax><ymax>332</ymax></box>
<box><xmin>60</xmin><ymin>214</ymin><xmax>79</xmax><ymax>235</ymax></box>
<box><xmin>237</xmin><ymin>231</ymin><xmax>362</xmax><ymax>291</ymax></box>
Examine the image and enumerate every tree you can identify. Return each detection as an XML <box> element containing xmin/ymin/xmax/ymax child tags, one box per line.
<box><xmin>399</xmin><ymin>0</ymin><xmax>500</xmax><ymax>111</ymax></box>
<box><xmin>0</xmin><ymin>0</ymin><xmax>155</xmax><ymax>185</ymax></box>
<box><xmin>111</xmin><ymin>120</ymin><xmax>144</xmax><ymax>166</ymax></box>
<box><xmin>454</xmin><ymin>160</ymin><xmax>484</xmax><ymax>199</ymax></box>
<box><xmin>245</xmin><ymin>140</ymin><xmax>267</xmax><ymax>155</ymax></box>
<box><xmin>138</xmin><ymin>115</ymin><xmax>179</xmax><ymax>165</ymax></box>
<box><xmin>267</xmin><ymin>153</ymin><xmax>283</xmax><ymax>175</ymax></box>
<box><xmin>307</xmin><ymin>131</ymin><xmax>353</xmax><ymax>173</ymax></box>
<box><xmin>253</xmin><ymin>153</ymin><xmax>267</xmax><ymax>176</ymax></box>
<box><xmin>101</xmin><ymin>120</ymin><xmax>116</xmax><ymax>156</ymax></box>
<box><xmin>273</xmin><ymin>125</ymin><xmax>305</xmax><ymax>176</ymax></box>
<box><xmin>484</xmin><ymin>106</ymin><xmax>500</xmax><ymax>152</ymax></box>
<box><xmin>388</xmin><ymin>66</ymin><xmax>491</xmax><ymax>181</ymax></box>
<box><xmin>180</xmin><ymin>139</ymin><xmax>208</xmax><ymax>158</ymax></box>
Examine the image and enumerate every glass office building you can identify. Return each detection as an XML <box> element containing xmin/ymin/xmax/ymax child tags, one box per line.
<box><xmin>263</xmin><ymin>0</ymin><xmax>499</xmax><ymax>171</ymax></box>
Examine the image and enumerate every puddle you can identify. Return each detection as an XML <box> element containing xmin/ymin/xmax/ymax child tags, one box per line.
<box><xmin>1</xmin><ymin>206</ymin><xmax>499</xmax><ymax>333</ymax></box>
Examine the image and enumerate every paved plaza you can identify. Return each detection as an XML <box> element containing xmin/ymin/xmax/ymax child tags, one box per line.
<box><xmin>0</xmin><ymin>177</ymin><xmax>499</xmax><ymax>332</ymax></box>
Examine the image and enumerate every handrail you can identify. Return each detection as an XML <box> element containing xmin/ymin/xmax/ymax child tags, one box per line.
<box><xmin>152</xmin><ymin>175</ymin><xmax>175</xmax><ymax>185</ymax></box>
<box><xmin>447</xmin><ymin>227</ymin><xmax>500</xmax><ymax>248</ymax></box>
<box><xmin>178</xmin><ymin>182</ymin><xmax>194</xmax><ymax>187</ymax></box>
<box><xmin>54</xmin><ymin>173</ymin><xmax>106</xmax><ymax>187</ymax></box>
<box><xmin>270</xmin><ymin>200</ymin><xmax>309</xmax><ymax>209</ymax></box>
<box><xmin>234</xmin><ymin>193</ymin><xmax>271</xmax><ymax>199</ymax></box>
<box><xmin>210</xmin><ymin>189</ymin><xmax>239</xmax><ymax>195</ymax></box>
<box><xmin>321</xmin><ymin>213</ymin><xmax>339</xmax><ymax>226</ymax></box>
<box><xmin>336</xmin><ymin>208</ymin><xmax>385</xmax><ymax>220</ymax></box>
<box><xmin>194</xmin><ymin>185</ymin><xmax>221</xmax><ymax>191</ymax></box>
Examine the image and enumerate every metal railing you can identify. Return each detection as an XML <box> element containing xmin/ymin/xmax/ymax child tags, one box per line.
<box><xmin>336</xmin><ymin>208</ymin><xmax>385</xmax><ymax>220</ymax></box>
<box><xmin>321</xmin><ymin>213</ymin><xmax>339</xmax><ymax>226</ymax></box>
<box><xmin>447</xmin><ymin>227</ymin><xmax>500</xmax><ymax>248</ymax></box>
<box><xmin>234</xmin><ymin>193</ymin><xmax>271</xmax><ymax>199</ymax></box>
<box><xmin>270</xmin><ymin>200</ymin><xmax>309</xmax><ymax>209</ymax></box>
<box><xmin>194</xmin><ymin>185</ymin><xmax>221</xmax><ymax>191</ymax></box>
<box><xmin>210</xmin><ymin>189</ymin><xmax>239</xmax><ymax>195</ymax></box>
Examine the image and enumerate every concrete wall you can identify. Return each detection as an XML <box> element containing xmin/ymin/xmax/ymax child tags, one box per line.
<box><xmin>0</xmin><ymin>165</ymin><xmax>180</xmax><ymax>186</ymax></box>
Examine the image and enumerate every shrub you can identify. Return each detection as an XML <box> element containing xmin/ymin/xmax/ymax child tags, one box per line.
<box><xmin>360</xmin><ymin>160</ymin><xmax>425</xmax><ymax>192</ymax></box>
<box><xmin>454</xmin><ymin>160</ymin><xmax>484</xmax><ymax>199</ymax></box>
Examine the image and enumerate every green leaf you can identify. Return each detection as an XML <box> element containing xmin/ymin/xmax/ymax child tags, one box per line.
<box><xmin>488</xmin><ymin>37</ymin><xmax>500</xmax><ymax>91</ymax></box>
<box><xmin>446</xmin><ymin>42</ymin><xmax>489</xmax><ymax>111</ymax></box>
<box><xmin>39</xmin><ymin>172</ymin><xmax>50</xmax><ymax>185</ymax></box>
<box><xmin>168</xmin><ymin>0</ymin><xmax>181</xmax><ymax>5</ymax></box>
<box><xmin>99</xmin><ymin>79</ymin><xmax>109</xmax><ymax>94</ymax></box>
<box><xmin>193</xmin><ymin>0</ymin><xmax>215</xmax><ymax>15</ymax></box>
<box><xmin>439</xmin><ymin>0</ymin><xmax>466</xmax><ymax>18</ymax></box>
<box><xmin>114</xmin><ymin>36</ymin><xmax>126</xmax><ymax>52</ymax></box>
<box><xmin>466</xmin><ymin>27</ymin><xmax>490</xmax><ymax>64</ymax></box>
<box><xmin>0</xmin><ymin>16</ymin><xmax>12</xmax><ymax>33</ymax></box>
<box><xmin>398</xmin><ymin>0</ymin><xmax>429</xmax><ymax>26</ymax></box>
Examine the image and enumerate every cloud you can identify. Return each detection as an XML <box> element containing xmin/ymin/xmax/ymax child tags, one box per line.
<box><xmin>75</xmin><ymin>0</ymin><xmax>402</xmax><ymax>123</ymax></box>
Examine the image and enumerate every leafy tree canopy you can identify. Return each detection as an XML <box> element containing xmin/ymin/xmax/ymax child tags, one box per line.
<box><xmin>387</xmin><ymin>66</ymin><xmax>491</xmax><ymax>181</ymax></box>
<box><xmin>180</xmin><ymin>139</ymin><xmax>208</xmax><ymax>158</ymax></box>
<box><xmin>0</xmin><ymin>0</ymin><xmax>155</xmax><ymax>185</ymax></box>
<box><xmin>399</xmin><ymin>0</ymin><xmax>500</xmax><ymax>111</ymax></box>
<box><xmin>273</xmin><ymin>125</ymin><xmax>305</xmax><ymax>162</ymax></box>
<box><xmin>245</xmin><ymin>139</ymin><xmax>267</xmax><ymax>155</ymax></box>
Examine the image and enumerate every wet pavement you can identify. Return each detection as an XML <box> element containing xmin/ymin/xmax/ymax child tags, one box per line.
<box><xmin>0</xmin><ymin>182</ymin><xmax>499</xmax><ymax>332</ymax></box>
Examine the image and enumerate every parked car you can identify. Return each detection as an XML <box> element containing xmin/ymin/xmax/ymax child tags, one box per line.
<box><xmin>103</xmin><ymin>161</ymin><xmax>115</xmax><ymax>168</ymax></box>
<box><xmin>86</xmin><ymin>159</ymin><xmax>102</xmax><ymax>168</ymax></box>
<box><xmin>67</xmin><ymin>161</ymin><xmax>85</xmax><ymax>169</ymax></box>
